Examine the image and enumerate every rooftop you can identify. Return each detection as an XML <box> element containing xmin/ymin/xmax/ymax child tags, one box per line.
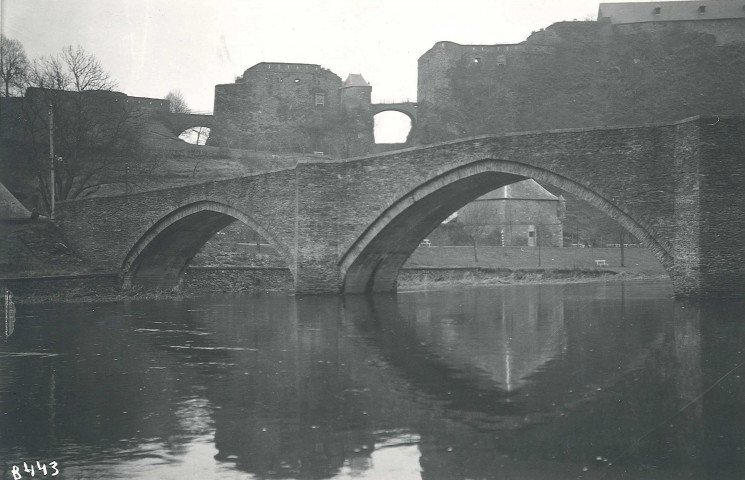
<box><xmin>342</xmin><ymin>74</ymin><xmax>370</xmax><ymax>88</ymax></box>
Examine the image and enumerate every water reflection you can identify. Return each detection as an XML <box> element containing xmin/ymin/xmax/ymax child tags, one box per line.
<box><xmin>1</xmin><ymin>282</ymin><xmax>745</xmax><ymax>479</ymax></box>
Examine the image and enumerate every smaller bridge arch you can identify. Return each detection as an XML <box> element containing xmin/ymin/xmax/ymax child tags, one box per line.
<box><xmin>370</xmin><ymin>102</ymin><xmax>418</xmax><ymax>128</ymax></box>
<box><xmin>122</xmin><ymin>200</ymin><xmax>295</xmax><ymax>290</ymax></box>
<box><xmin>166</xmin><ymin>112</ymin><xmax>214</xmax><ymax>136</ymax></box>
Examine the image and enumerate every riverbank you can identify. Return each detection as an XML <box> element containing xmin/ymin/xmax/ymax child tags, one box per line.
<box><xmin>2</xmin><ymin>221</ymin><xmax>667</xmax><ymax>304</ymax></box>
<box><xmin>397</xmin><ymin>267</ymin><xmax>668</xmax><ymax>291</ymax></box>
<box><xmin>3</xmin><ymin>266</ymin><xmax>669</xmax><ymax>304</ymax></box>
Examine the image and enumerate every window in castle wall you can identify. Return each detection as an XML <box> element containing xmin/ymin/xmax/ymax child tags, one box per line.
<box><xmin>653</xmin><ymin>7</ymin><xmax>661</xmax><ymax>15</ymax></box>
<box><xmin>473</xmin><ymin>57</ymin><xmax>481</xmax><ymax>64</ymax></box>
<box><xmin>497</xmin><ymin>55</ymin><xmax>507</xmax><ymax>66</ymax></box>
<box><xmin>698</xmin><ymin>5</ymin><xmax>705</xmax><ymax>14</ymax></box>
<box><xmin>294</xmin><ymin>78</ymin><xmax>301</xmax><ymax>84</ymax></box>
<box><xmin>315</xmin><ymin>93</ymin><xmax>325</xmax><ymax>107</ymax></box>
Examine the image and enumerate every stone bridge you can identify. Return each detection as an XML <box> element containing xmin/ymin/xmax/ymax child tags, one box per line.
<box><xmin>56</xmin><ymin>115</ymin><xmax>745</xmax><ymax>299</ymax></box>
<box><xmin>371</xmin><ymin>102</ymin><xmax>418</xmax><ymax>126</ymax></box>
<box><xmin>166</xmin><ymin>112</ymin><xmax>214</xmax><ymax>136</ymax></box>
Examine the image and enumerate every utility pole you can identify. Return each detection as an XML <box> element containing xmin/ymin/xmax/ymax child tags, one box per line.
<box><xmin>48</xmin><ymin>105</ymin><xmax>55</xmax><ymax>219</ymax></box>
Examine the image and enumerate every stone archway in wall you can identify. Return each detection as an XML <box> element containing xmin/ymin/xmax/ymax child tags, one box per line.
<box><xmin>339</xmin><ymin>159</ymin><xmax>672</xmax><ymax>294</ymax></box>
<box><xmin>177</xmin><ymin>126</ymin><xmax>211</xmax><ymax>145</ymax></box>
<box><xmin>121</xmin><ymin>200</ymin><xmax>295</xmax><ymax>290</ymax></box>
<box><xmin>373</xmin><ymin>110</ymin><xmax>415</xmax><ymax>145</ymax></box>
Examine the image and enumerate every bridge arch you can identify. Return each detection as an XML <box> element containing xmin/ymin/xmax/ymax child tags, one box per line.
<box><xmin>340</xmin><ymin>159</ymin><xmax>672</xmax><ymax>294</ymax></box>
<box><xmin>373</xmin><ymin>111</ymin><xmax>413</xmax><ymax>144</ymax></box>
<box><xmin>122</xmin><ymin>200</ymin><xmax>295</xmax><ymax>290</ymax></box>
<box><xmin>370</xmin><ymin>104</ymin><xmax>417</xmax><ymax>129</ymax></box>
<box><xmin>177</xmin><ymin>126</ymin><xmax>211</xmax><ymax>145</ymax></box>
<box><xmin>166</xmin><ymin>112</ymin><xmax>214</xmax><ymax>136</ymax></box>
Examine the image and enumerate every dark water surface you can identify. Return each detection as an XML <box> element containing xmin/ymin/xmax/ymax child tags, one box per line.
<box><xmin>2</xmin><ymin>281</ymin><xmax>745</xmax><ymax>479</ymax></box>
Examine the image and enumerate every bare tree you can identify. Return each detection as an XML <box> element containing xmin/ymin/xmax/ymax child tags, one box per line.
<box><xmin>165</xmin><ymin>89</ymin><xmax>189</xmax><ymax>113</ymax></box>
<box><xmin>17</xmin><ymin>45</ymin><xmax>154</xmax><ymax>211</ymax></box>
<box><xmin>1</xmin><ymin>34</ymin><xmax>29</xmax><ymax>97</ymax></box>
<box><xmin>461</xmin><ymin>204</ymin><xmax>496</xmax><ymax>266</ymax></box>
<box><xmin>63</xmin><ymin>45</ymin><xmax>116</xmax><ymax>91</ymax></box>
<box><xmin>25</xmin><ymin>45</ymin><xmax>117</xmax><ymax>93</ymax></box>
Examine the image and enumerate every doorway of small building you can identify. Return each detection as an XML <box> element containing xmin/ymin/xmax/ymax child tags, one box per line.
<box><xmin>373</xmin><ymin>111</ymin><xmax>412</xmax><ymax>146</ymax></box>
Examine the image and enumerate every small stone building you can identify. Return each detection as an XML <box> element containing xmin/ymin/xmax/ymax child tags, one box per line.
<box><xmin>457</xmin><ymin>179</ymin><xmax>565</xmax><ymax>247</ymax></box>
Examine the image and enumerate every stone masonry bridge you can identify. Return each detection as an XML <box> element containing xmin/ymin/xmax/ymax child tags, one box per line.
<box><xmin>371</xmin><ymin>102</ymin><xmax>418</xmax><ymax>127</ymax></box>
<box><xmin>56</xmin><ymin>116</ymin><xmax>745</xmax><ymax>299</ymax></box>
<box><xmin>166</xmin><ymin>112</ymin><xmax>214</xmax><ymax>136</ymax></box>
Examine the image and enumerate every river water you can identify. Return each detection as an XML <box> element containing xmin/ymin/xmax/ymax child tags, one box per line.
<box><xmin>1</xmin><ymin>280</ymin><xmax>744</xmax><ymax>479</ymax></box>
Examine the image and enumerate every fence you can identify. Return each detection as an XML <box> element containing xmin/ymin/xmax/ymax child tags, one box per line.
<box><xmin>2</xmin><ymin>287</ymin><xmax>15</xmax><ymax>341</ymax></box>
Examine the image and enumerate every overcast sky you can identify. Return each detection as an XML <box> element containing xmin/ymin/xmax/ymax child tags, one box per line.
<box><xmin>2</xmin><ymin>0</ymin><xmax>652</xmax><ymax>140</ymax></box>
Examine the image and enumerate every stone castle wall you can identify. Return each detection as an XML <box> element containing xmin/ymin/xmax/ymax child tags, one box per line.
<box><xmin>415</xmin><ymin>18</ymin><xmax>745</xmax><ymax>140</ymax></box>
<box><xmin>417</xmin><ymin>41</ymin><xmax>554</xmax><ymax>105</ymax></box>
<box><xmin>211</xmin><ymin>63</ymin><xmax>344</xmax><ymax>152</ymax></box>
<box><xmin>613</xmin><ymin>18</ymin><xmax>745</xmax><ymax>45</ymax></box>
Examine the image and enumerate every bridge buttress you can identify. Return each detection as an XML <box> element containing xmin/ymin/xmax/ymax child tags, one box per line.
<box><xmin>669</xmin><ymin>116</ymin><xmax>745</xmax><ymax>299</ymax></box>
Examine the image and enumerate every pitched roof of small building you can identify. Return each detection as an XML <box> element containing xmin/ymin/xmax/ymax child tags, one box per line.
<box><xmin>476</xmin><ymin>179</ymin><xmax>559</xmax><ymax>201</ymax></box>
<box><xmin>342</xmin><ymin>74</ymin><xmax>370</xmax><ymax>88</ymax></box>
<box><xmin>598</xmin><ymin>1</ymin><xmax>745</xmax><ymax>24</ymax></box>
<box><xmin>0</xmin><ymin>182</ymin><xmax>31</xmax><ymax>220</ymax></box>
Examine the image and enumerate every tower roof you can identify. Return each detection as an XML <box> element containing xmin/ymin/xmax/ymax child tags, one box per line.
<box><xmin>342</xmin><ymin>74</ymin><xmax>370</xmax><ymax>88</ymax></box>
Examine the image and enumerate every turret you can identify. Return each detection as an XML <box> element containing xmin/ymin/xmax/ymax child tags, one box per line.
<box><xmin>340</xmin><ymin>74</ymin><xmax>372</xmax><ymax>110</ymax></box>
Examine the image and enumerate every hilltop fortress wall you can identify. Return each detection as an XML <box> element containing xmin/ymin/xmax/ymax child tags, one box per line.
<box><xmin>413</xmin><ymin>14</ymin><xmax>745</xmax><ymax>143</ymax></box>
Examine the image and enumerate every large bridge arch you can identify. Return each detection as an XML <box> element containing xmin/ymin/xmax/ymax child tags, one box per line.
<box><xmin>122</xmin><ymin>200</ymin><xmax>295</xmax><ymax>290</ymax></box>
<box><xmin>340</xmin><ymin>159</ymin><xmax>673</xmax><ymax>294</ymax></box>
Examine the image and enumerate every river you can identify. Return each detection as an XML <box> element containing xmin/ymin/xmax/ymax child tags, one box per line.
<box><xmin>1</xmin><ymin>280</ymin><xmax>744</xmax><ymax>479</ymax></box>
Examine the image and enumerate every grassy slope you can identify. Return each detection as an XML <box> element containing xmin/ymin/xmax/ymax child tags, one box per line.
<box><xmin>404</xmin><ymin>245</ymin><xmax>665</xmax><ymax>273</ymax></box>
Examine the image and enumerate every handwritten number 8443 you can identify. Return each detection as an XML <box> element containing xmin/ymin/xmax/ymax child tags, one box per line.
<box><xmin>11</xmin><ymin>461</ymin><xmax>59</xmax><ymax>478</ymax></box>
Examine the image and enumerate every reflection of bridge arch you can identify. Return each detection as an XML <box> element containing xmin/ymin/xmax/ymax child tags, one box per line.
<box><xmin>340</xmin><ymin>159</ymin><xmax>671</xmax><ymax>294</ymax></box>
<box><xmin>122</xmin><ymin>200</ymin><xmax>294</xmax><ymax>289</ymax></box>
